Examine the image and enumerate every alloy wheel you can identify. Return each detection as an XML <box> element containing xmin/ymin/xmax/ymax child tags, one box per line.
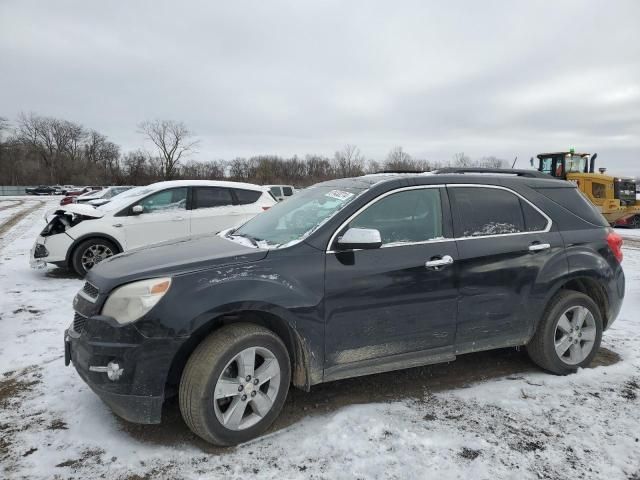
<box><xmin>81</xmin><ymin>244</ymin><xmax>114</xmax><ymax>270</ymax></box>
<box><xmin>213</xmin><ymin>346</ymin><xmax>281</xmax><ymax>431</ymax></box>
<box><xmin>554</xmin><ymin>305</ymin><xmax>597</xmax><ymax>365</ymax></box>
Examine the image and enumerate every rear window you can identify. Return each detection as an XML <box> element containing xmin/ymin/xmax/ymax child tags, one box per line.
<box><xmin>233</xmin><ymin>188</ymin><xmax>261</xmax><ymax>205</ymax></box>
<box><xmin>534</xmin><ymin>187</ymin><xmax>608</xmax><ymax>226</ymax></box>
<box><xmin>193</xmin><ymin>187</ymin><xmax>233</xmax><ymax>209</ymax></box>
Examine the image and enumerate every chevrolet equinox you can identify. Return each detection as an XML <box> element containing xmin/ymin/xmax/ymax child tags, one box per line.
<box><xmin>65</xmin><ymin>169</ymin><xmax>625</xmax><ymax>446</ymax></box>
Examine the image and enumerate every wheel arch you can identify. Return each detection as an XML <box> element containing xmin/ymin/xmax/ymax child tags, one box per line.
<box><xmin>165</xmin><ymin>308</ymin><xmax>315</xmax><ymax>397</ymax></box>
<box><xmin>65</xmin><ymin>233</ymin><xmax>124</xmax><ymax>266</ymax></box>
<box><xmin>544</xmin><ymin>274</ymin><xmax>610</xmax><ymax>328</ymax></box>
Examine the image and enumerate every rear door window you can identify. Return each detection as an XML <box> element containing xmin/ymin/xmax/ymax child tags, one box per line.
<box><xmin>193</xmin><ymin>187</ymin><xmax>233</xmax><ymax>209</ymax></box>
<box><xmin>349</xmin><ymin>188</ymin><xmax>443</xmax><ymax>244</ymax></box>
<box><xmin>282</xmin><ymin>186</ymin><xmax>293</xmax><ymax>196</ymax></box>
<box><xmin>233</xmin><ymin>189</ymin><xmax>261</xmax><ymax>205</ymax></box>
<box><xmin>520</xmin><ymin>200</ymin><xmax>548</xmax><ymax>232</ymax></box>
<box><xmin>450</xmin><ymin>187</ymin><xmax>525</xmax><ymax>237</ymax></box>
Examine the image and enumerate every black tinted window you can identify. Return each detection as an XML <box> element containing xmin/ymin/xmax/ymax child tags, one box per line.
<box><xmin>520</xmin><ymin>199</ymin><xmax>548</xmax><ymax>231</ymax></box>
<box><xmin>350</xmin><ymin>189</ymin><xmax>443</xmax><ymax>244</ymax></box>
<box><xmin>233</xmin><ymin>189</ymin><xmax>261</xmax><ymax>205</ymax></box>
<box><xmin>535</xmin><ymin>187</ymin><xmax>608</xmax><ymax>226</ymax></box>
<box><xmin>194</xmin><ymin>187</ymin><xmax>233</xmax><ymax>209</ymax></box>
<box><xmin>282</xmin><ymin>187</ymin><xmax>293</xmax><ymax>196</ymax></box>
<box><xmin>452</xmin><ymin>187</ymin><xmax>524</xmax><ymax>236</ymax></box>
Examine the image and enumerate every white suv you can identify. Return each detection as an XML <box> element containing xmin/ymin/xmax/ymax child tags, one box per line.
<box><xmin>30</xmin><ymin>180</ymin><xmax>276</xmax><ymax>276</ymax></box>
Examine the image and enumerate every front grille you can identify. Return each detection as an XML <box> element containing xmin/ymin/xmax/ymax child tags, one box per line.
<box><xmin>82</xmin><ymin>282</ymin><xmax>99</xmax><ymax>300</ymax></box>
<box><xmin>73</xmin><ymin>312</ymin><xmax>87</xmax><ymax>333</ymax></box>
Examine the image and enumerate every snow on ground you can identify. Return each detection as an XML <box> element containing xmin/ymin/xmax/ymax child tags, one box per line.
<box><xmin>617</xmin><ymin>227</ymin><xmax>640</xmax><ymax>239</ymax></box>
<box><xmin>0</xmin><ymin>201</ymin><xmax>639</xmax><ymax>479</ymax></box>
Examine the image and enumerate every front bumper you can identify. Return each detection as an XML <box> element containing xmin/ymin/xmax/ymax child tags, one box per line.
<box><xmin>30</xmin><ymin>233</ymin><xmax>73</xmax><ymax>268</ymax></box>
<box><xmin>65</xmin><ymin>318</ymin><xmax>183</xmax><ymax>424</ymax></box>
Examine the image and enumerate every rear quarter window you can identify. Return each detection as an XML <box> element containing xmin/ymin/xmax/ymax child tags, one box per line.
<box><xmin>534</xmin><ymin>187</ymin><xmax>608</xmax><ymax>226</ymax></box>
<box><xmin>233</xmin><ymin>189</ymin><xmax>262</xmax><ymax>205</ymax></box>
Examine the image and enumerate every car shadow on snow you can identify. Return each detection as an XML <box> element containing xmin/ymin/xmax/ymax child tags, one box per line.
<box><xmin>116</xmin><ymin>346</ymin><xmax>620</xmax><ymax>453</ymax></box>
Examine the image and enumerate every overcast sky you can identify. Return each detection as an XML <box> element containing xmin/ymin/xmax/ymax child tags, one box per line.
<box><xmin>1</xmin><ymin>1</ymin><xmax>639</xmax><ymax>175</ymax></box>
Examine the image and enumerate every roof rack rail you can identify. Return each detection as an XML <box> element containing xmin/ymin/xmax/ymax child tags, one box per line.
<box><xmin>433</xmin><ymin>167</ymin><xmax>549</xmax><ymax>178</ymax></box>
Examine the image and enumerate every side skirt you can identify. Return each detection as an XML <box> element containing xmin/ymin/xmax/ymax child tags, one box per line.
<box><xmin>322</xmin><ymin>346</ymin><xmax>456</xmax><ymax>383</ymax></box>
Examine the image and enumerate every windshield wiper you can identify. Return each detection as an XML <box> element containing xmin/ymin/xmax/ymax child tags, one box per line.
<box><xmin>226</xmin><ymin>231</ymin><xmax>259</xmax><ymax>247</ymax></box>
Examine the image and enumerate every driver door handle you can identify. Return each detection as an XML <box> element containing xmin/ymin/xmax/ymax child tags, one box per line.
<box><xmin>172</xmin><ymin>216</ymin><xmax>185</xmax><ymax>222</ymax></box>
<box><xmin>425</xmin><ymin>255</ymin><xmax>454</xmax><ymax>269</ymax></box>
<box><xmin>528</xmin><ymin>242</ymin><xmax>551</xmax><ymax>252</ymax></box>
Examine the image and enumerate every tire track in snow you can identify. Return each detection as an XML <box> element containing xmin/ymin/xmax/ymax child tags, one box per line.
<box><xmin>0</xmin><ymin>199</ymin><xmax>24</xmax><ymax>212</ymax></box>
<box><xmin>0</xmin><ymin>200</ymin><xmax>45</xmax><ymax>252</ymax></box>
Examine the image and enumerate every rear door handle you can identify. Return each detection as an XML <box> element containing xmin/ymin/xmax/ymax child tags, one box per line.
<box><xmin>528</xmin><ymin>242</ymin><xmax>551</xmax><ymax>252</ymax></box>
<box><xmin>425</xmin><ymin>255</ymin><xmax>454</xmax><ymax>269</ymax></box>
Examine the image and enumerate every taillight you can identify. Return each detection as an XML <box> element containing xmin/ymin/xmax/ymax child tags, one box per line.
<box><xmin>606</xmin><ymin>230</ymin><xmax>623</xmax><ymax>262</ymax></box>
<box><xmin>261</xmin><ymin>206</ymin><xmax>271</xmax><ymax>211</ymax></box>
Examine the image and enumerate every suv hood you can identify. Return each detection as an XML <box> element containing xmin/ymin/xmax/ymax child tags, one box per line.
<box><xmin>50</xmin><ymin>203</ymin><xmax>105</xmax><ymax>220</ymax></box>
<box><xmin>88</xmin><ymin>234</ymin><xmax>268</xmax><ymax>288</ymax></box>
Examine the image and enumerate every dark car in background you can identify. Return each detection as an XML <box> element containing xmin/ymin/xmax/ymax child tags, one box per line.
<box><xmin>66</xmin><ymin>169</ymin><xmax>625</xmax><ymax>446</ymax></box>
<box><xmin>26</xmin><ymin>185</ymin><xmax>58</xmax><ymax>195</ymax></box>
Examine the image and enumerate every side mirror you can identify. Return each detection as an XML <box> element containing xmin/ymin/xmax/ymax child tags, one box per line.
<box><xmin>131</xmin><ymin>205</ymin><xmax>144</xmax><ymax>215</ymax></box>
<box><xmin>336</xmin><ymin>227</ymin><xmax>382</xmax><ymax>250</ymax></box>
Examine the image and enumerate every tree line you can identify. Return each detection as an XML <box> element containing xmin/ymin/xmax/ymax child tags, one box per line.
<box><xmin>0</xmin><ymin>113</ymin><xmax>506</xmax><ymax>187</ymax></box>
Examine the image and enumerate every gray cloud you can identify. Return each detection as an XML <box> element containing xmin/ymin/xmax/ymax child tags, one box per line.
<box><xmin>1</xmin><ymin>0</ymin><xmax>639</xmax><ymax>175</ymax></box>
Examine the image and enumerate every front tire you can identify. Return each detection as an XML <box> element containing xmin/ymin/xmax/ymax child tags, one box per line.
<box><xmin>71</xmin><ymin>238</ymin><xmax>118</xmax><ymax>277</ymax></box>
<box><xmin>179</xmin><ymin>323</ymin><xmax>291</xmax><ymax>446</ymax></box>
<box><xmin>527</xmin><ymin>290</ymin><xmax>603</xmax><ymax>375</ymax></box>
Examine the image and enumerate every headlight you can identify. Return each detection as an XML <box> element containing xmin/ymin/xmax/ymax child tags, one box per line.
<box><xmin>102</xmin><ymin>277</ymin><xmax>172</xmax><ymax>325</ymax></box>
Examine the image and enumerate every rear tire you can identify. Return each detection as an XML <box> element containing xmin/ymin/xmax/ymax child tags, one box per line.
<box><xmin>71</xmin><ymin>238</ymin><xmax>118</xmax><ymax>277</ymax></box>
<box><xmin>179</xmin><ymin>323</ymin><xmax>291</xmax><ymax>446</ymax></box>
<box><xmin>527</xmin><ymin>290</ymin><xmax>603</xmax><ymax>375</ymax></box>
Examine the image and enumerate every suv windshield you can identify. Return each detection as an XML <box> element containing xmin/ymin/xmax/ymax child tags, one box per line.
<box><xmin>231</xmin><ymin>186</ymin><xmax>362</xmax><ymax>247</ymax></box>
<box><xmin>98</xmin><ymin>186</ymin><xmax>152</xmax><ymax>212</ymax></box>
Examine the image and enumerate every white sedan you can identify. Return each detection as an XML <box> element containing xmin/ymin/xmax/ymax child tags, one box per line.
<box><xmin>30</xmin><ymin>180</ymin><xmax>276</xmax><ymax>276</ymax></box>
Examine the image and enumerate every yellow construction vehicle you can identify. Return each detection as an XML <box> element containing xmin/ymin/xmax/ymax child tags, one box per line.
<box><xmin>532</xmin><ymin>150</ymin><xmax>640</xmax><ymax>225</ymax></box>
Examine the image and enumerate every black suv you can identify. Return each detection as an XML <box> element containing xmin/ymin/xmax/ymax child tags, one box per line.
<box><xmin>65</xmin><ymin>170</ymin><xmax>625</xmax><ymax>446</ymax></box>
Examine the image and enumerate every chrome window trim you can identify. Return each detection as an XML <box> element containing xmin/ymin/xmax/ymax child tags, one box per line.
<box><xmin>325</xmin><ymin>183</ymin><xmax>552</xmax><ymax>253</ymax></box>
<box><xmin>326</xmin><ymin>185</ymin><xmax>448</xmax><ymax>253</ymax></box>
<box><xmin>448</xmin><ymin>184</ymin><xmax>552</xmax><ymax>239</ymax></box>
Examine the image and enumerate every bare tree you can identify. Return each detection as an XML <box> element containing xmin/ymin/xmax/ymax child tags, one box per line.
<box><xmin>84</xmin><ymin>131</ymin><xmax>120</xmax><ymax>183</ymax></box>
<box><xmin>479</xmin><ymin>156</ymin><xmax>506</xmax><ymax>168</ymax></box>
<box><xmin>384</xmin><ymin>146</ymin><xmax>413</xmax><ymax>170</ymax></box>
<box><xmin>0</xmin><ymin>116</ymin><xmax>9</xmax><ymax>139</ymax></box>
<box><xmin>138</xmin><ymin>120</ymin><xmax>199</xmax><ymax>180</ymax></box>
<box><xmin>17</xmin><ymin>113</ymin><xmax>86</xmax><ymax>183</ymax></box>
<box><xmin>333</xmin><ymin>144</ymin><xmax>365</xmax><ymax>177</ymax></box>
<box><xmin>452</xmin><ymin>152</ymin><xmax>472</xmax><ymax>167</ymax></box>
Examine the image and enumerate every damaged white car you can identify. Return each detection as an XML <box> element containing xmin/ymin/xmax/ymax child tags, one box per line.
<box><xmin>30</xmin><ymin>180</ymin><xmax>276</xmax><ymax>276</ymax></box>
